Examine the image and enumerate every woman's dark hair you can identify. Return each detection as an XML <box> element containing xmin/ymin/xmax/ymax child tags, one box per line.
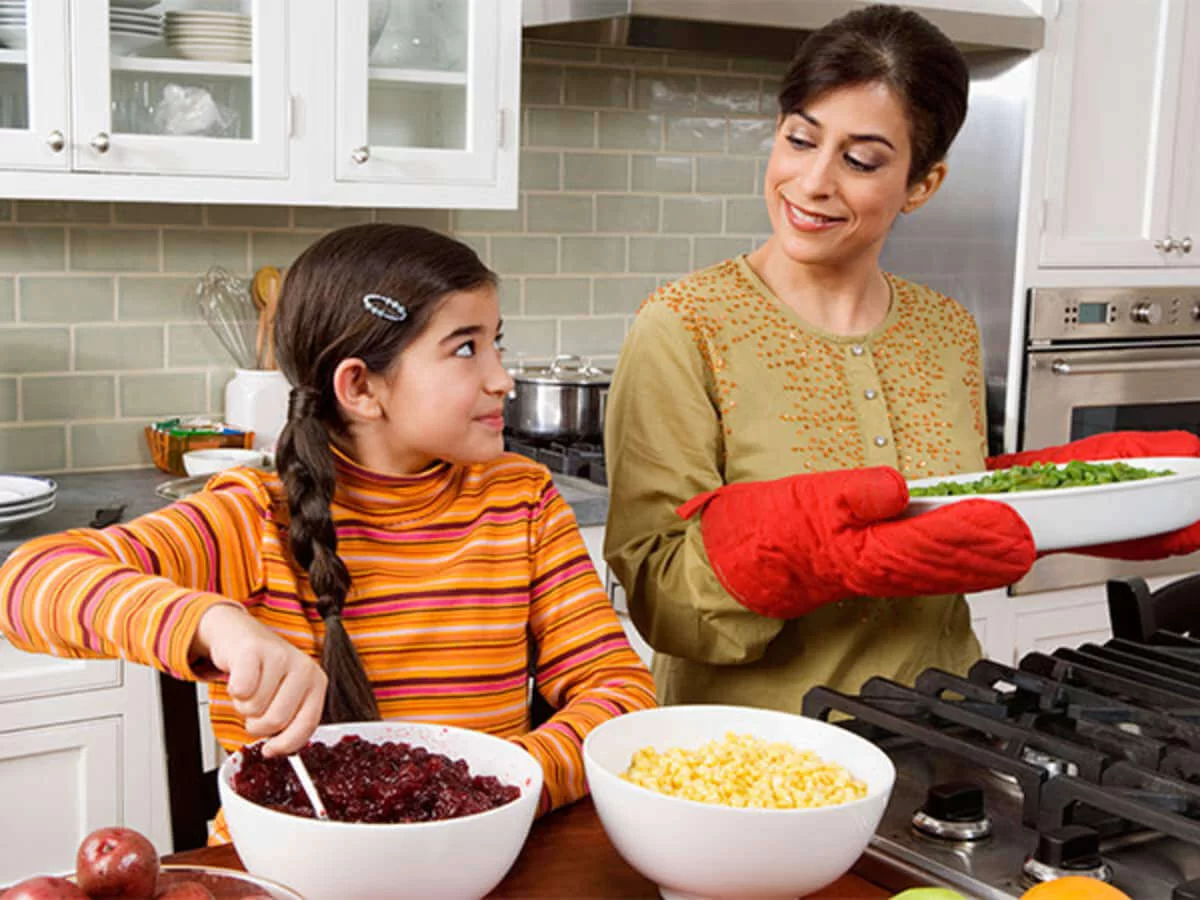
<box><xmin>272</xmin><ymin>223</ymin><xmax>497</xmax><ymax>724</ymax></box>
<box><xmin>778</xmin><ymin>4</ymin><xmax>969</xmax><ymax>184</ymax></box>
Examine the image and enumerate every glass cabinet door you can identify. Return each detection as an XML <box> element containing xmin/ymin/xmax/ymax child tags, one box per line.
<box><xmin>335</xmin><ymin>0</ymin><xmax>501</xmax><ymax>184</ymax></box>
<box><xmin>69</xmin><ymin>0</ymin><xmax>288</xmax><ymax>178</ymax></box>
<box><xmin>0</xmin><ymin>0</ymin><xmax>70</xmax><ymax>170</ymax></box>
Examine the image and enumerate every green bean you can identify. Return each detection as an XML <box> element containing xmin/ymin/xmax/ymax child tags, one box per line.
<box><xmin>908</xmin><ymin>460</ymin><xmax>1174</xmax><ymax>497</ymax></box>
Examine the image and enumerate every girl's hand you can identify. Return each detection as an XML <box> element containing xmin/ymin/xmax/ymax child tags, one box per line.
<box><xmin>191</xmin><ymin>604</ymin><xmax>328</xmax><ymax>757</ymax></box>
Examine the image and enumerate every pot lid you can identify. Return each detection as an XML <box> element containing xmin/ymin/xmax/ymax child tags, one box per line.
<box><xmin>509</xmin><ymin>354</ymin><xmax>612</xmax><ymax>385</ymax></box>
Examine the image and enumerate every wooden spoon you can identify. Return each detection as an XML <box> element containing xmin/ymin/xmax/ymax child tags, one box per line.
<box><xmin>260</xmin><ymin>267</ymin><xmax>283</xmax><ymax>369</ymax></box>
<box><xmin>252</xmin><ymin>266</ymin><xmax>281</xmax><ymax>369</ymax></box>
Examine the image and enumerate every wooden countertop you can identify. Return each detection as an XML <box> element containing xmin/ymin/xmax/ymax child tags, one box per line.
<box><xmin>167</xmin><ymin>797</ymin><xmax>901</xmax><ymax>898</ymax></box>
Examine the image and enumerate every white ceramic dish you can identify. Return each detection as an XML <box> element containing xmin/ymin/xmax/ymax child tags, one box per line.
<box><xmin>182</xmin><ymin>447</ymin><xmax>264</xmax><ymax>476</ymax></box>
<box><xmin>905</xmin><ymin>456</ymin><xmax>1200</xmax><ymax>552</ymax></box>
<box><xmin>0</xmin><ymin>499</ymin><xmax>54</xmax><ymax>535</ymax></box>
<box><xmin>219</xmin><ymin>721</ymin><xmax>543</xmax><ymax>900</ymax></box>
<box><xmin>583</xmin><ymin>705</ymin><xmax>895</xmax><ymax>900</ymax></box>
<box><xmin>0</xmin><ymin>23</ymin><xmax>25</xmax><ymax>48</ymax></box>
<box><xmin>0</xmin><ymin>493</ymin><xmax>57</xmax><ymax>516</ymax></box>
<box><xmin>0</xmin><ymin>474</ymin><xmax>55</xmax><ymax>506</ymax></box>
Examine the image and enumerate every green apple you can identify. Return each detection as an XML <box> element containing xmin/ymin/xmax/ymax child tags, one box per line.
<box><xmin>890</xmin><ymin>889</ymin><xmax>968</xmax><ymax>900</ymax></box>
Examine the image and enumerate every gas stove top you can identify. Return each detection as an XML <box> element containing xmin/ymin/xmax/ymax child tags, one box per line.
<box><xmin>803</xmin><ymin>637</ymin><xmax>1200</xmax><ymax>899</ymax></box>
<box><xmin>504</xmin><ymin>434</ymin><xmax>607</xmax><ymax>487</ymax></box>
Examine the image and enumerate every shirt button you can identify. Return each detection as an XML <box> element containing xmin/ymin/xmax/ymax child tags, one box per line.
<box><xmin>864</xmin><ymin>388</ymin><xmax>877</xmax><ymax>400</ymax></box>
<box><xmin>851</xmin><ymin>345</ymin><xmax>865</xmax><ymax>356</ymax></box>
<box><xmin>873</xmin><ymin>436</ymin><xmax>888</xmax><ymax>447</ymax></box>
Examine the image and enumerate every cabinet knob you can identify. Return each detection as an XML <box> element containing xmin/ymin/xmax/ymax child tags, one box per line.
<box><xmin>90</xmin><ymin>132</ymin><xmax>111</xmax><ymax>154</ymax></box>
<box><xmin>351</xmin><ymin>146</ymin><xmax>370</xmax><ymax>164</ymax></box>
<box><xmin>1181</xmin><ymin>236</ymin><xmax>1193</xmax><ymax>255</ymax></box>
<box><xmin>46</xmin><ymin>130</ymin><xmax>65</xmax><ymax>153</ymax></box>
<box><xmin>1154</xmin><ymin>236</ymin><xmax>1177</xmax><ymax>252</ymax></box>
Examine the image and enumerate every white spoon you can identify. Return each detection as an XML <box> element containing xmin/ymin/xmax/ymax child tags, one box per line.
<box><xmin>287</xmin><ymin>753</ymin><xmax>330</xmax><ymax>821</ymax></box>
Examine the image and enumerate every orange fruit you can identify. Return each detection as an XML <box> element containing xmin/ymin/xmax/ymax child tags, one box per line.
<box><xmin>1020</xmin><ymin>876</ymin><xmax>1131</xmax><ymax>900</ymax></box>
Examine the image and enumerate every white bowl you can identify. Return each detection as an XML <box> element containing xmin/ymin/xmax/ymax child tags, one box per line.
<box><xmin>182</xmin><ymin>447</ymin><xmax>264</xmax><ymax>476</ymax></box>
<box><xmin>906</xmin><ymin>455</ymin><xmax>1200</xmax><ymax>552</ymax></box>
<box><xmin>219</xmin><ymin>721</ymin><xmax>543</xmax><ymax>900</ymax></box>
<box><xmin>583</xmin><ymin>705</ymin><xmax>895</xmax><ymax>900</ymax></box>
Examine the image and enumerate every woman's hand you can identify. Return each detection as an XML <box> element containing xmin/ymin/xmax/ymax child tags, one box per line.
<box><xmin>191</xmin><ymin>604</ymin><xmax>328</xmax><ymax>757</ymax></box>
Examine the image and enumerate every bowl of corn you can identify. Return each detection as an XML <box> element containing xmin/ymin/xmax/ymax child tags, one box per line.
<box><xmin>582</xmin><ymin>704</ymin><xmax>895</xmax><ymax>900</ymax></box>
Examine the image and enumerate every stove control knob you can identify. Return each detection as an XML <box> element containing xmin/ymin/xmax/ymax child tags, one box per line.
<box><xmin>1035</xmin><ymin>825</ymin><xmax>1102</xmax><ymax>870</ymax></box>
<box><xmin>1191</xmin><ymin>301</ymin><xmax>1200</xmax><ymax>322</ymax></box>
<box><xmin>1130</xmin><ymin>301</ymin><xmax>1163</xmax><ymax>325</ymax></box>
<box><xmin>911</xmin><ymin>782</ymin><xmax>992</xmax><ymax>841</ymax></box>
<box><xmin>1023</xmin><ymin>825</ymin><xmax>1111</xmax><ymax>884</ymax></box>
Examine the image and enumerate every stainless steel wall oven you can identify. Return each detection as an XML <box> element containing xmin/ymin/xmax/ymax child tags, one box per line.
<box><xmin>1015</xmin><ymin>286</ymin><xmax>1200</xmax><ymax>594</ymax></box>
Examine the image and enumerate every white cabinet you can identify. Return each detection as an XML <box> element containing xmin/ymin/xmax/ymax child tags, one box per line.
<box><xmin>1040</xmin><ymin>0</ymin><xmax>1200</xmax><ymax>267</ymax></box>
<box><xmin>0</xmin><ymin>641</ymin><xmax>168</xmax><ymax>880</ymax></box>
<box><xmin>0</xmin><ymin>0</ymin><xmax>521</xmax><ymax>208</ymax></box>
<box><xmin>0</xmin><ymin>718</ymin><xmax>121</xmax><ymax>885</ymax></box>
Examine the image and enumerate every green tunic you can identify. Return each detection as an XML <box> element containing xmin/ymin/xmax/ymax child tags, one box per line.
<box><xmin>603</xmin><ymin>255</ymin><xmax>991</xmax><ymax>710</ymax></box>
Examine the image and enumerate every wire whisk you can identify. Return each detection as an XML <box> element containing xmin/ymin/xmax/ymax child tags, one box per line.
<box><xmin>196</xmin><ymin>266</ymin><xmax>259</xmax><ymax>370</ymax></box>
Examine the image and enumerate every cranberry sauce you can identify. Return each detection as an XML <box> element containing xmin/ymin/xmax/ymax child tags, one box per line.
<box><xmin>232</xmin><ymin>735</ymin><xmax>521</xmax><ymax>824</ymax></box>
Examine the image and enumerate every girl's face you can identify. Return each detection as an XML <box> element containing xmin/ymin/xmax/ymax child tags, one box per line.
<box><xmin>761</xmin><ymin>81</ymin><xmax>945</xmax><ymax>270</ymax></box>
<box><xmin>344</xmin><ymin>285</ymin><xmax>513</xmax><ymax>475</ymax></box>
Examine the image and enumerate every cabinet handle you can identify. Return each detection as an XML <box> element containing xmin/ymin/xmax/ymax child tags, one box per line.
<box><xmin>46</xmin><ymin>130</ymin><xmax>65</xmax><ymax>152</ymax></box>
<box><xmin>90</xmin><ymin>132</ymin><xmax>111</xmax><ymax>154</ymax></box>
<box><xmin>350</xmin><ymin>146</ymin><xmax>370</xmax><ymax>164</ymax></box>
<box><xmin>1181</xmin><ymin>236</ymin><xmax>1193</xmax><ymax>255</ymax></box>
<box><xmin>1154</xmin><ymin>236</ymin><xmax>1177</xmax><ymax>252</ymax></box>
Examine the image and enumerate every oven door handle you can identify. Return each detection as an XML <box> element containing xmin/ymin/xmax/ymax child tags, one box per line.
<box><xmin>1050</xmin><ymin>356</ymin><xmax>1200</xmax><ymax>375</ymax></box>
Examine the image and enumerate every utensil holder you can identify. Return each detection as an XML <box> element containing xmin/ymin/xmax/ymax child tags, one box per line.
<box><xmin>224</xmin><ymin>369</ymin><xmax>290</xmax><ymax>452</ymax></box>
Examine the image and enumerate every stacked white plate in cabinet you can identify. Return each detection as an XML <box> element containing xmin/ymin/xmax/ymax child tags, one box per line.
<box><xmin>0</xmin><ymin>474</ymin><xmax>56</xmax><ymax>534</ymax></box>
<box><xmin>165</xmin><ymin>11</ymin><xmax>251</xmax><ymax>63</ymax></box>
<box><xmin>110</xmin><ymin>7</ymin><xmax>162</xmax><ymax>56</ymax></box>
<box><xmin>0</xmin><ymin>1</ymin><xmax>27</xmax><ymax>51</ymax></box>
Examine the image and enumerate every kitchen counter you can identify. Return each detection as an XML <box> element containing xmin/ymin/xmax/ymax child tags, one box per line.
<box><xmin>166</xmin><ymin>797</ymin><xmax>908</xmax><ymax>898</ymax></box>
<box><xmin>0</xmin><ymin>466</ymin><xmax>609</xmax><ymax>563</ymax></box>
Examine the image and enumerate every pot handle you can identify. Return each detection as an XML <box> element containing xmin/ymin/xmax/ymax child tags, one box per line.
<box><xmin>550</xmin><ymin>354</ymin><xmax>585</xmax><ymax>374</ymax></box>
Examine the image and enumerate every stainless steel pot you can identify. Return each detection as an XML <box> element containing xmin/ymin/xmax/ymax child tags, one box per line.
<box><xmin>506</xmin><ymin>355</ymin><xmax>611</xmax><ymax>442</ymax></box>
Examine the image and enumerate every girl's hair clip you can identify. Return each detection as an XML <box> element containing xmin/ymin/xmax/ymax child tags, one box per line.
<box><xmin>363</xmin><ymin>293</ymin><xmax>408</xmax><ymax>323</ymax></box>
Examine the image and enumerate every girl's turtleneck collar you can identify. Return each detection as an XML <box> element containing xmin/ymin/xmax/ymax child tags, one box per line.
<box><xmin>329</xmin><ymin>445</ymin><xmax>464</xmax><ymax>524</ymax></box>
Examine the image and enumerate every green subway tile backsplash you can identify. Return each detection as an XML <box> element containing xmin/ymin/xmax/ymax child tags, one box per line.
<box><xmin>23</xmin><ymin>375</ymin><xmax>116</xmax><ymax>421</ymax></box>
<box><xmin>20</xmin><ymin>276</ymin><xmax>114</xmax><ymax>323</ymax></box>
<box><xmin>0</xmin><ymin>40</ymin><xmax>776</xmax><ymax>471</ymax></box>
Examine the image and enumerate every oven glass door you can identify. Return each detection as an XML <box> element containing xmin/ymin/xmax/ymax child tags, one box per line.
<box><xmin>1015</xmin><ymin>343</ymin><xmax>1200</xmax><ymax>595</ymax></box>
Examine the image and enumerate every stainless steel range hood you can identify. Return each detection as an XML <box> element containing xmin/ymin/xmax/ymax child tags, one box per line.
<box><xmin>522</xmin><ymin>0</ymin><xmax>1045</xmax><ymax>56</ymax></box>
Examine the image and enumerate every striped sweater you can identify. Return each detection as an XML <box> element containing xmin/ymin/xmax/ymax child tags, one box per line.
<box><xmin>0</xmin><ymin>450</ymin><xmax>656</xmax><ymax>840</ymax></box>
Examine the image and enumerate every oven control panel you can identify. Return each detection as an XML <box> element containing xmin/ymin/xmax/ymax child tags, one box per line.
<box><xmin>1028</xmin><ymin>287</ymin><xmax>1200</xmax><ymax>342</ymax></box>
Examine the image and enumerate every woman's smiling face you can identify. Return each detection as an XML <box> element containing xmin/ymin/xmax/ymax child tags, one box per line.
<box><xmin>761</xmin><ymin>81</ymin><xmax>944</xmax><ymax>269</ymax></box>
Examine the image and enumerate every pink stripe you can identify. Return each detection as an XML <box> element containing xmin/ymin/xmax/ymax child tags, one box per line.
<box><xmin>353</xmin><ymin>594</ymin><xmax>527</xmax><ymax>616</ymax></box>
<box><xmin>155</xmin><ymin>592</ymin><xmax>193</xmax><ymax>664</ymax></box>
<box><xmin>337</xmin><ymin>508</ymin><xmax>533</xmax><ymax>543</ymax></box>
<box><xmin>531</xmin><ymin>560</ymin><xmax>592</xmax><ymax>598</ymax></box>
<box><xmin>539</xmin><ymin>637</ymin><xmax>625</xmax><ymax>680</ymax></box>
<box><xmin>376</xmin><ymin>675</ymin><xmax>527</xmax><ymax>699</ymax></box>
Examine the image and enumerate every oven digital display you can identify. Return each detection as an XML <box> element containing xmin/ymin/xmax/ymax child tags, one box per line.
<box><xmin>1077</xmin><ymin>302</ymin><xmax>1109</xmax><ymax>324</ymax></box>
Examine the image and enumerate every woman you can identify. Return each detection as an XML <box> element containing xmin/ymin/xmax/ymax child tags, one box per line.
<box><xmin>603</xmin><ymin>4</ymin><xmax>1200</xmax><ymax>709</ymax></box>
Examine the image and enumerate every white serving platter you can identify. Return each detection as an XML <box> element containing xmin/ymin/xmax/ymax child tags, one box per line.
<box><xmin>0</xmin><ymin>474</ymin><xmax>55</xmax><ymax>506</ymax></box>
<box><xmin>905</xmin><ymin>456</ymin><xmax>1200</xmax><ymax>552</ymax></box>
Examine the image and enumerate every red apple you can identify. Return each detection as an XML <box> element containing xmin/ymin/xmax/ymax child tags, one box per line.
<box><xmin>154</xmin><ymin>882</ymin><xmax>214</xmax><ymax>900</ymax></box>
<box><xmin>0</xmin><ymin>876</ymin><xmax>88</xmax><ymax>899</ymax></box>
<box><xmin>75</xmin><ymin>827</ymin><xmax>159</xmax><ymax>899</ymax></box>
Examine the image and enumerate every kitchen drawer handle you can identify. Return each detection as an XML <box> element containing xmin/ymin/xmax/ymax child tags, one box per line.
<box><xmin>1154</xmin><ymin>236</ymin><xmax>1177</xmax><ymax>252</ymax></box>
<box><xmin>1181</xmin><ymin>236</ymin><xmax>1193</xmax><ymax>254</ymax></box>
<box><xmin>90</xmin><ymin>132</ymin><xmax>110</xmax><ymax>153</ymax></box>
<box><xmin>351</xmin><ymin>145</ymin><xmax>370</xmax><ymax>164</ymax></box>
<box><xmin>46</xmin><ymin>130</ymin><xmax>64</xmax><ymax>152</ymax></box>
<box><xmin>1051</xmin><ymin>357</ymin><xmax>1200</xmax><ymax>376</ymax></box>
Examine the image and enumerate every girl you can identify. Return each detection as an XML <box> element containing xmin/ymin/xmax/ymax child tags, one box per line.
<box><xmin>0</xmin><ymin>224</ymin><xmax>656</xmax><ymax>840</ymax></box>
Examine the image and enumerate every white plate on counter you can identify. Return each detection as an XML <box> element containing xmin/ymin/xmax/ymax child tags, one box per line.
<box><xmin>905</xmin><ymin>456</ymin><xmax>1200</xmax><ymax>552</ymax></box>
<box><xmin>0</xmin><ymin>474</ymin><xmax>55</xmax><ymax>507</ymax></box>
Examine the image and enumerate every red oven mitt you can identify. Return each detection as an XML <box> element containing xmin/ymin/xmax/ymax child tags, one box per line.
<box><xmin>987</xmin><ymin>430</ymin><xmax>1200</xmax><ymax>561</ymax></box>
<box><xmin>676</xmin><ymin>467</ymin><xmax>1037</xmax><ymax>619</ymax></box>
